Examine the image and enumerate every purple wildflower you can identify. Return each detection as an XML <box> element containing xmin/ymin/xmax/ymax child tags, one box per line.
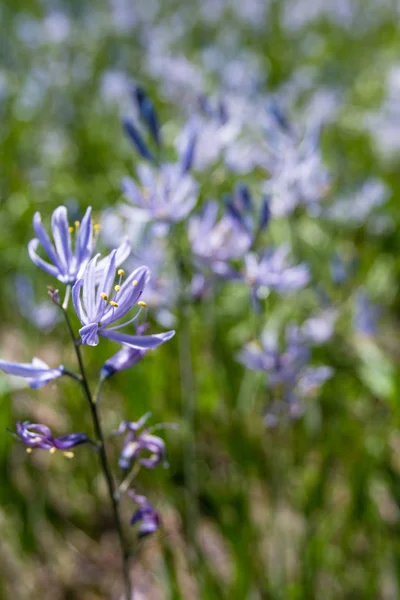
<box><xmin>28</xmin><ymin>205</ymin><xmax>131</xmax><ymax>284</ymax></box>
<box><xmin>243</xmin><ymin>246</ymin><xmax>310</xmax><ymax>293</ymax></box>
<box><xmin>237</xmin><ymin>325</ymin><xmax>332</xmax><ymax>425</ymax></box>
<box><xmin>354</xmin><ymin>289</ymin><xmax>380</xmax><ymax>336</ymax></box>
<box><xmin>114</xmin><ymin>413</ymin><xmax>166</xmax><ymax>470</ymax></box>
<box><xmin>72</xmin><ymin>250</ymin><xmax>175</xmax><ymax>348</ymax></box>
<box><xmin>0</xmin><ymin>357</ymin><xmax>64</xmax><ymax>389</ymax></box>
<box><xmin>189</xmin><ymin>201</ymin><xmax>252</xmax><ymax>275</ymax></box>
<box><xmin>13</xmin><ymin>421</ymin><xmax>89</xmax><ymax>453</ymax></box>
<box><xmin>122</xmin><ymin>161</ymin><xmax>198</xmax><ymax>223</ymax></box>
<box><xmin>129</xmin><ymin>491</ymin><xmax>161</xmax><ymax>537</ymax></box>
<box><xmin>224</xmin><ymin>183</ymin><xmax>270</xmax><ymax>239</ymax></box>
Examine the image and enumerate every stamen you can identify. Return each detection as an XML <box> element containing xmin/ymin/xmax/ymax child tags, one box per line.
<box><xmin>49</xmin><ymin>447</ymin><xmax>57</xmax><ymax>455</ymax></box>
<box><xmin>118</xmin><ymin>269</ymin><xmax>125</xmax><ymax>276</ymax></box>
<box><xmin>74</xmin><ymin>220</ymin><xmax>80</xmax><ymax>228</ymax></box>
<box><xmin>68</xmin><ymin>226</ymin><xmax>74</xmax><ymax>233</ymax></box>
<box><xmin>138</xmin><ymin>301</ymin><xmax>147</xmax><ymax>308</ymax></box>
<box><xmin>114</xmin><ymin>285</ymin><xmax>121</xmax><ymax>292</ymax></box>
<box><xmin>26</xmin><ymin>448</ymin><xmax>33</xmax><ymax>454</ymax></box>
<box><xmin>63</xmin><ymin>451</ymin><xmax>75</xmax><ymax>459</ymax></box>
<box><xmin>109</xmin><ymin>301</ymin><xmax>119</xmax><ymax>308</ymax></box>
<box><xmin>132</xmin><ymin>280</ymin><xmax>138</xmax><ymax>286</ymax></box>
<box><xmin>100</xmin><ymin>292</ymin><xmax>108</xmax><ymax>301</ymax></box>
<box><xmin>93</xmin><ymin>223</ymin><xmax>101</xmax><ymax>231</ymax></box>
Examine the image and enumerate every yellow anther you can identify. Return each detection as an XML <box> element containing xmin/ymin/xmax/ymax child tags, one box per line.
<box><xmin>26</xmin><ymin>448</ymin><xmax>33</xmax><ymax>454</ymax></box>
<box><xmin>63</xmin><ymin>451</ymin><xmax>75</xmax><ymax>459</ymax></box>
<box><xmin>93</xmin><ymin>223</ymin><xmax>101</xmax><ymax>231</ymax></box>
<box><xmin>118</xmin><ymin>269</ymin><xmax>125</xmax><ymax>276</ymax></box>
<box><xmin>114</xmin><ymin>285</ymin><xmax>121</xmax><ymax>292</ymax></box>
<box><xmin>68</xmin><ymin>226</ymin><xmax>74</xmax><ymax>233</ymax></box>
<box><xmin>109</xmin><ymin>301</ymin><xmax>119</xmax><ymax>308</ymax></box>
<box><xmin>49</xmin><ymin>447</ymin><xmax>57</xmax><ymax>455</ymax></box>
<box><xmin>132</xmin><ymin>280</ymin><xmax>138</xmax><ymax>286</ymax></box>
<box><xmin>138</xmin><ymin>301</ymin><xmax>147</xmax><ymax>308</ymax></box>
<box><xmin>100</xmin><ymin>292</ymin><xmax>108</xmax><ymax>301</ymax></box>
<box><xmin>74</xmin><ymin>220</ymin><xmax>80</xmax><ymax>228</ymax></box>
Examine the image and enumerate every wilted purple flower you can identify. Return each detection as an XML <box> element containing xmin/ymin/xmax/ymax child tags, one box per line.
<box><xmin>13</xmin><ymin>421</ymin><xmax>89</xmax><ymax>453</ymax></box>
<box><xmin>189</xmin><ymin>201</ymin><xmax>252</xmax><ymax>275</ymax></box>
<box><xmin>72</xmin><ymin>250</ymin><xmax>175</xmax><ymax>348</ymax></box>
<box><xmin>243</xmin><ymin>245</ymin><xmax>310</xmax><ymax>294</ymax></box>
<box><xmin>0</xmin><ymin>357</ymin><xmax>64</xmax><ymax>389</ymax></box>
<box><xmin>122</xmin><ymin>161</ymin><xmax>198</xmax><ymax>223</ymax></box>
<box><xmin>114</xmin><ymin>413</ymin><xmax>166</xmax><ymax>470</ymax></box>
<box><xmin>28</xmin><ymin>205</ymin><xmax>130</xmax><ymax>284</ymax></box>
<box><xmin>129</xmin><ymin>491</ymin><xmax>161</xmax><ymax>537</ymax></box>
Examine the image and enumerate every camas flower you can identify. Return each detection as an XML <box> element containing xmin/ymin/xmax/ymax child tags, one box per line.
<box><xmin>114</xmin><ymin>413</ymin><xmax>166</xmax><ymax>470</ymax></box>
<box><xmin>122</xmin><ymin>161</ymin><xmax>198</xmax><ymax>223</ymax></box>
<box><xmin>189</xmin><ymin>201</ymin><xmax>252</xmax><ymax>275</ymax></box>
<box><xmin>129</xmin><ymin>491</ymin><xmax>161</xmax><ymax>537</ymax></box>
<box><xmin>0</xmin><ymin>357</ymin><xmax>64</xmax><ymax>389</ymax></box>
<box><xmin>28</xmin><ymin>205</ymin><xmax>131</xmax><ymax>284</ymax></box>
<box><xmin>13</xmin><ymin>421</ymin><xmax>90</xmax><ymax>454</ymax></box>
<box><xmin>238</xmin><ymin>326</ymin><xmax>332</xmax><ymax>425</ymax></box>
<box><xmin>72</xmin><ymin>250</ymin><xmax>175</xmax><ymax>348</ymax></box>
<box><xmin>243</xmin><ymin>245</ymin><xmax>310</xmax><ymax>293</ymax></box>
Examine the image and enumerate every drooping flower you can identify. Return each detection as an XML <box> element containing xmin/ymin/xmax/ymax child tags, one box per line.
<box><xmin>72</xmin><ymin>250</ymin><xmax>175</xmax><ymax>348</ymax></box>
<box><xmin>129</xmin><ymin>491</ymin><xmax>161</xmax><ymax>537</ymax></box>
<box><xmin>114</xmin><ymin>413</ymin><xmax>166</xmax><ymax>470</ymax></box>
<box><xmin>189</xmin><ymin>201</ymin><xmax>252</xmax><ymax>276</ymax></box>
<box><xmin>0</xmin><ymin>358</ymin><xmax>64</xmax><ymax>389</ymax></box>
<box><xmin>28</xmin><ymin>205</ymin><xmax>131</xmax><ymax>284</ymax></box>
<box><xmin>243</xmin><ymin>245</ymin><xmax>310</xmax><ymax>294</ymax></box>
<box><xmin>12</xmin><ymin>421</ymin><xmax>90</xmax><ymax>454</ymax></box>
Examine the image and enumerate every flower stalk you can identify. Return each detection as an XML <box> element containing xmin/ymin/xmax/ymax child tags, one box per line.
<box><xmin>61</xmin><ymin>306</ymin><xmax>133</xmax><ymax>599</ymax></box>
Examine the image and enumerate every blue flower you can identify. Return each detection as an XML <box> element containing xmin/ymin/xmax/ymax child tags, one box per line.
<box><xmin>129</xmin><ymin>491</ymin><xmax>161</xmax><ymax>537</ymax></box>
<box><xmin>122</xmin><ymin>162</ymin><xmax>198</xmax><ymax>223</ymax></box>
<box><xmin>13</xmin><ymin>421</ymin><xmax>89</xmax><ymax>453</ymax></box>
<box><xmin>189</xmin><ymin>201</ymin><xmax>252</xmax><ymax>275</ymax></box>
<box><xmin>243</xmin><ymin>245</ymin><xmax>310</xmax><ymax>293</ymax></box>
<box><xmin>114</xmin><ymin>413</ymin><xmax>166</xmax><ymax>470</ymax></box>
<box><xmin>224</xmin><ymin>183</ymin><xmax>270</xmax><ymax>238</ymax></box>
<box><xmin>72</xmin><ymin>250</ymin><xmax>175</xmax><ymax>348</ymax></box>
<box><xmin>0</xmin><ymin>357</ymin><xmax>64</xmax><ymax>389</ymax></box>
<box><xmin>28</xmin><ymin>205</ymin><xmax>131</xmax><ymax>284</ymax></box>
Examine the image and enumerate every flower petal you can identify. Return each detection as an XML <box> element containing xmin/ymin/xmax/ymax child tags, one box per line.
<box><xmin>75</xmin><ymin>207</ymin><xmax>93</xmax><ymax>275</ymax></box>
<box><xmin>28</xmin><ymin>239</ymin><xmax>61</xmax><ymax>279</ymax></box>
<box><xmin>33</xmin><ymin>212</ymin><xmax>62</xmax><ymax>270</ymax></box>
<box><xmin>72</xmin><ymin>278</ymin><xmax>88</xmax><ymax>325</ymax></box>
<box><xmin>51</xmin><ymin>206</ymin><xmax>72</xmax><ymax>274</ymax></box>
<box><xmin>79</xmin><ymin>323</ymin><xmax>100</xmax><ymax>346</ymax></box>
<box><xmin>100</xmin><ymin>329</ymin><xmax>175</xmax><ymax>349</ymax></box>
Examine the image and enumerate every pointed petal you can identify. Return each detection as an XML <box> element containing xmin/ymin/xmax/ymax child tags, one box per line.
<box><xmin>72</xmin><ymin>279</ymin><xmax>88</xmax><ymax>325</ymax></box>
<box><xmin>79</xmin><ymin>323</ymin><xmax>100</xmax><ymax>346</ymax></box>
<box><xmin>28</xmin><ymin>239</ymin><xmax>61</xmax><ymax>279</ymax></box>
<box><xmin>100</xmin><ymin>329</ymin><xmax>175</xmax><ymax>349</ymax></box>
<box><xmin>51</xmin><ymin>207</ymin><xmax>72</xmax><ymax>274</ymax></box>
<box><xmin>33</xmin><ymin>212</ymin><xmax>62</xmax><ymax>270</ymax></box>
<box><xmin>95</xmin><ymin>250</ymin><xmax>117</xmax><ymax>319</ymax></box>
<box><xmin>54</xmin><ymin>433</ymin><xmax>89</xmax><ymax>449</ymax></box>
<box><xmin>82</xmin><ymin>254</ymin><xmax>100</xmax><ymax>321</ymax></box>
<box><xmin>75</xmin><ymin>207</ymin><xmax>93</xmax><ymax>274</ymax></box>
<box><xmin>100</xmin><ymin>266</ymin><xmax>149</xmax><ymax>326</ymax></box>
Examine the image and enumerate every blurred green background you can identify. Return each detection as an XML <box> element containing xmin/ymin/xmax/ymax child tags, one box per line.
<box><xmin>2</xmin><ymin>0</ymin><xmax>400</xmax><ymax>598</ymax></box>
